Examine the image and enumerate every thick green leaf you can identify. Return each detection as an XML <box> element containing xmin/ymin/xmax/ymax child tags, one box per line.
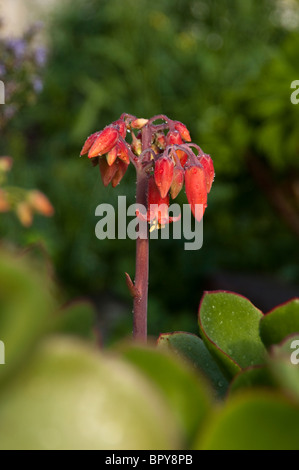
<box><xmin>199</xmin><ymin>291</ymin><xmax>267</xmax><ymax>377</ymax></box>
<box><xmin>0</xmin><ymin>251</ymin><xmax>56</xmax><ymax>383</ymax></box>
<box><xmin>259</xmin><ymin>299</ymin><xmax>299</xmax><ymax>348</ymax></box>
<box><xmin>54</xmin><ymin>300</ymin><xmax>97</xmax><ymax>341</ymax></box>
<box><xmin>157</xmin><ymin>332</ymin><xmax>229</xmax><ymax>399</ymax></box>
<box><xmin>196</xmin><ymin>392</ymin><xmax>299</xmax><ymax>450</ymax></box>
<box><xmin>229</xmin><ymin>366</ymin><xmax>277</xmax><ymax>395</ymax></box>
<box><xmin>119</xmin><ymin>341</ymin><xmax>211</xmax><ymax>445</ymax></box>
<box><xmin>0</xmin><ymin>337</ymin><xmax>181</xmax><ymax>450</ymax></box>
<box><xmin>268</xmin><ymin>334</ymin><xmax>299</xmax><ymax>402</ymax></box>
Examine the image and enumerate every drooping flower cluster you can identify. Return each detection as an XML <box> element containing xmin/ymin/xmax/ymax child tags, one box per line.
<box><xmin>80</xmin><ymin>114</ymin><xmax>214</xmax><ymax>228</ymax></box>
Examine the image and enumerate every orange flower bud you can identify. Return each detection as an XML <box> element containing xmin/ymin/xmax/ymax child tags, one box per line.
<box><xmin>106</xmin><ymin>146</ymin><xmax>118</xmax><ymax>166</ymax></box>
<box><xmin>174</xmin><ymin>121</ymin><xmax>191</xmax><ymax>142</ymax></box>
<box><xmin>170</xmin><ymin>167</ymin><xmax>184</xmax><ymax>199</ymax></box>
<box><xmin>88</xmin><ymin>126</ymin><xmax>119</xmax><ymax>158</ymax></box>
<box><xmin>116</xmin><ymin>140</ymin><xmax>130</xmax><ymax>164</ymax></box>
<box><xmin>0</xmin><ymin>156</ymin><xmax>13</xmax><ymax>172</ymax></box>
<box><xmin>198</xmin><ymin>154</ymin><xmax>215</xmax><ymax>193</ymax></box>
<box><xmin>185</xmin><ymin>165</ymin><xmax>207</xmax><ymax>222</ymax></box>
<box><xmin>131</xmin><ymin>118</ymin><xmax>149</xmax><ymax>129</ymax></box>
<box><xmin>131</xmin><ymin>132</ymin><xmax>142</xmax><ymax>156</ymax></box>
<box><xmin>28</xmin><ymin>190</ymin><xmax>55</xmax><ymax>217</ymax></box>
<box><xmin>16</xmin><ymin>201</ymin><xmax>33</xmax><ymax>227</ymax></box>
<box><xmin>154</xmin><ymin>155</ymin><xmax>174</xmax><ymax>198</ymax></box>
<box><xmin>80</xmin><ymin>131</ymin><xmax>100</xmax><ymax>156</ymax></box>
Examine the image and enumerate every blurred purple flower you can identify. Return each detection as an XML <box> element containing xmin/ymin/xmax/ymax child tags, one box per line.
<box><xmin>34</xmin><ymin>46</ymin><xmax>47</xmax><ymax>67</ymax></box>
<box><xmin>6</xmin><ymin>38</ymin><xmax>26</xmax><ymax>59</ymax></box>
<box><xmin>32</xmin><ymin>77</ymin><xmax>43</xmax><ymax>93</ymax></box>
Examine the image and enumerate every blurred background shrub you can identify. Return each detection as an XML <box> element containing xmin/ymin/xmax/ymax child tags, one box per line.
<box><xmin>0</xmin><ymin>0</ymin><xmax>299</xmax><ymax>343</ymax></box>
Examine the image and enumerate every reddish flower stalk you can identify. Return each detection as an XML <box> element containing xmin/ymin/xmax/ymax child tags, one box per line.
<box><xmin>80</xmin><ymin>114</ymin><xmax>214</xmax><ymax>342</ymax></box>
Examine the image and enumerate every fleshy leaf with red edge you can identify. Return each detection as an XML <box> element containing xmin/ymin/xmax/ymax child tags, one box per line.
<box><xmin>198</xmin><ymin>291</ymin><xmax>267</xmax><ymax>379</ymax></box>
<box><xmin>259</xmin><ymin>298</ymin><xmax>299</xmax><ymax>348</ymax></box>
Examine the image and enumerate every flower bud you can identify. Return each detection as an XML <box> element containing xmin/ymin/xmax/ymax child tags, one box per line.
<box><xmin>116</xmin><ymin>140</ymin><xmax>130</xmax><ymax>164</ymax></box>
<box><xmin>28</xmin><ymin>190</ymin><xmax>54</xmax><ymax>217</ymax></box>
<box><xmin>185</xmin><ymin>165</ymin><xmax>207</xmax><ymax>222</ymax></box>
<box><xmin>112</xmin><ymin>119</ymin><xmax>127</xmax><ymax>138</ymax></box>
<box><xmin>80</xmin><ymin>131</ymin><xmax>100</xmax><ymax>156</ymax></box>
<box><xmin>166</xmin><ymin>131</ymin><xmax>188</xmax><ymax>166</ymax></box>
<box><xmin>174</xmin><ymin>121</ymin><xmax>191</xmax><ymax>142</ymax></box>
<box><xmin>166</xmin><ymin>130</ymin><xmax>183</xmax><ymax>146</ymax></box>
<box><xmin>16</xmin><ymin>201</ymin><xmax>33</xmax><ymax>227</ymax></box>
<box><xmin>106</xmin><ymin>146</ymin><xmax>118</xmax><ymax>166</ymax></box>
<box><xmin>198</xmin><ymin>154</ymin><xmax>215</xmax><ymax>193</ymax></box>
<box><xmin>88</xmin><ymin>126</ymin><xmax>119</xmax><ymax>158</ymax></box>
<box><xmin>0</xmin><ymin>156</ymin><xmax>13</xmax><ymax>172</ymax></box>
<box><xmin>131</xmin><ymin>132</ymin><xmax>142</xmax><ymax>156</ymax></box>
<box><xmin>170</xmin><ymin>167</ymin><xmax>184</xmax><ymax>199</ymax></box>
<box><xmin>154</xmin><ymin>155</ymin><xmax>174</xmax><ymax>198</ymax></box>
<box><xmin>155</xmin><ymin>131</ymin><xmax>166</xmax><ymax>150</ymax></box>
<box><xmin>131</xmin><ymin>118</ymin><xmax>148</xmax><ymax>129</ymax></box>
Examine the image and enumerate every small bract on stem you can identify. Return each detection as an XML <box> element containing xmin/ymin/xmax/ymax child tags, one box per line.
<box><xmin>80</xmin><ymin>114</ymin><xmax>215</xmax><ymax>342</ymax></box>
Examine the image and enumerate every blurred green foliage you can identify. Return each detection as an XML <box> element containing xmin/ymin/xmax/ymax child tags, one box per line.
<box><xmin>0</xmin><ymin>248</ymin><xmax>299</xmax><ymax>450</ymax></box>
<box><xmin>0</xmin><ymin>0</ymin><xmax>299</xmax><ymax>342</ymax></box>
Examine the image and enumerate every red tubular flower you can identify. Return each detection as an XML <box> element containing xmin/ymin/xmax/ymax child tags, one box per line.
<box><xmin>98</xmin><ymin>158</ymin><xmax>119</xmax><ymax>187</ymax></box>
<box><xmin>185</xmin><ymin>165</ymin><xmax>208</xmax><ymax>222</ymax></box>
<box><xmin>198</xmin><ymin>154</ymin><xmax>215</xmax><ymax>193</ymax></box>
<box><xmin>111</xmin><ymin>160</ymin><xmax>129</xmax><ymax>188</ymax></box>
<box><xmin>136</xmin><ymin>176</ymin><xmax>180</xmax><ymax>229</ymax></box>
<box><xmin>170</xmin><ymin>167</ymin><xmax>184</xmax><ymax>199</ymax></box>
<box><xmin>154</xmin><ymin>155</ymin><xmax>174</xmax><ymax>198</ymax></box>
<box><xmin>88</xmin><ymin>126</ymin><xmax>119</xmax><ymax>158</ymax></box>
<box><xmin>174</xmin><ymin>121</ymin><xmax>191</xmax><ymax>142</ymax></box>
